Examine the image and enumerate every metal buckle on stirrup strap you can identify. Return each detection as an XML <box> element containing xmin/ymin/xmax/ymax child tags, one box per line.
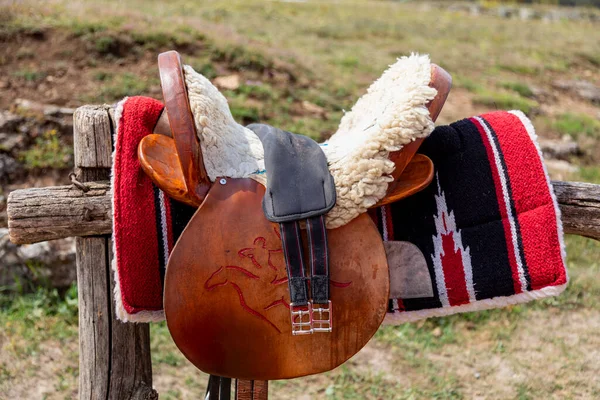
<box><xmin>290</xmin><ymin>303</ymin><xmax>313</xmax><ymax>335</ymax></box>
<box><xmin>311</xmin><ymin>300</ymin><xmax>332</xmax><ymax>333</ymax></box>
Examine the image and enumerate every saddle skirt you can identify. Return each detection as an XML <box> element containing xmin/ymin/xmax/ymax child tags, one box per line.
<box><xmin>111</xmin><ymin>97</ymin><xmax>567</xmax><ymax>324</ymax></box>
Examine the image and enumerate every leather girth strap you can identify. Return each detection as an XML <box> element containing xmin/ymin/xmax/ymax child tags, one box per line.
<box><xmin>248</xmin><ymin>123</ymin><xmax>335</xmax><ymax>334</ymax></box>
<box><xmin>205</xmin><ymin>376</ymin><xmax>268</xmax><ymax>400</ymax></box>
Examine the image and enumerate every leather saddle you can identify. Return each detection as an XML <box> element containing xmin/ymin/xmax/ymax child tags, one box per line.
<box><xmin>138</xmin><ymin>51</ymin><xmax>451</xmax><ymax>399</ymax></box>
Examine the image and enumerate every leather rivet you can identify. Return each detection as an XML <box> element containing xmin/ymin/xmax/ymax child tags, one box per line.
<box><xmin>219</xmin><ymin>178</ymin><xmax>227</xmax><ymax>185</ymax></box>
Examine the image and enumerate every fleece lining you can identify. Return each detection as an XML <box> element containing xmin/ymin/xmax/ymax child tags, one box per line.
<box><xmin>184</xmin><ymin>54</ymin><xmax>437</xmax><ymax>228</ymax></box>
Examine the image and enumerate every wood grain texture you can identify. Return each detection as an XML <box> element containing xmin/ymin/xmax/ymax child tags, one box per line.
<box><xmin>235</xmin><ymin>380</ymin><xmax>268</xmax><ymax>400</ymax></box>
<box><xmin>76</xmin><ymin>237</ymin><xmax>156</xmax><ymax>400</ymax></box>
<box><xmin>108</xmin><ymin>239</ymin><xmax>156</xmax><ymax>400</ymax></box>
<box><xmin>74</xmin><ymin>105</ymin><xmax>113</xmax><ymax>170</ymax></box>
<box><xmin>76</xmin><ymin>236</ymin><xmax>111</xmax><ymax>400</ymax></box>
<box><xmin>7</xmin><ymin>182</ymin><xmax>112</xmax><ymax>244</ymax></box>
<box><xmin>74</xmin><ymin>107</ymin><xmax>156</xmax><ymax>400</ymax></box>
<box><xmin>552</xmin><ymin>181</ymin><xmax>600</xmax><ymax>240</ymax></box>
<box><xmin>164</xmin><ymin>178</ymin><xmax>389</xmax><ymax>380</ymax></box>
<box><xmin>7</xmin><ymin>180</ymin><xmax>600</xmax><ymax>244</ymax></box>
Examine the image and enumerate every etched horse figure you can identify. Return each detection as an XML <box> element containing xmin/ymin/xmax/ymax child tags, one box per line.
<box><xmin>204</xmin><ymin>228</ymin><xmax>351</xmax><ymax>333</ymax></box>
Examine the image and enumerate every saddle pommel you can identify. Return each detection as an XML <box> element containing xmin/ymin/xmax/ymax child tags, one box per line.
<box><xmin>149</xmin><ymin>51</ymin><xmax>211</xmax><ymax>206</ymax></box>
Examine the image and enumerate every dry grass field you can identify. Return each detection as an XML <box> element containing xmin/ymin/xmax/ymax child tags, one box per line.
<box><xmin>1</xmin><ymin>1</ymin><xmax>599</xmax><ymax>399</ymax></box>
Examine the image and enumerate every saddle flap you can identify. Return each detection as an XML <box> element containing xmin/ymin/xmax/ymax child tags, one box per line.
<box><xmin>164</xmin><ymin>178</ymin><xmax>389</xmax><ymax>380</ymax></box>
<box><xmin>248</xmin><ymin>124</ymin><xmax>336</xmax><ymax>222</ymax></box>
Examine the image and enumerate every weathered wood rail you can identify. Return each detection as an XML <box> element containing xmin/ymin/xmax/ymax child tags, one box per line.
<box><xmin>6</xmin><ymin>105</ymin><xmax>600</xmax><ymax>400</ymax></box>
<box><xmin>8</xmin><ymin>180</ymin><xmax>600</xmax><ymax>244</ymax></box>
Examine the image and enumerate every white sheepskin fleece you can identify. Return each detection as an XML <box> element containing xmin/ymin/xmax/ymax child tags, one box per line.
<box><xmin>184</xmin><ymin>65</ymin><xmax>266</xmax><ymax>181</ymax></box>
<box><xmin>184</xmin><ymin>54</ymin><xmax>437</xmax><ymax>228</ymax></box>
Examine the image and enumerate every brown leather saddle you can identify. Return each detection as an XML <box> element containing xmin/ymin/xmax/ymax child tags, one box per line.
<box><xmin>139</xmin><ymin>51</ymin><xmax>451</xmax><ymax>399</ymax></box>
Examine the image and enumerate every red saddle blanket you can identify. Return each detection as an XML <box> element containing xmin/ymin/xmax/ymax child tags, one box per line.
<box><xmin>112</xmin><ymin>96</ymin><xmax>567</xmax><ymax>323</ymax></box>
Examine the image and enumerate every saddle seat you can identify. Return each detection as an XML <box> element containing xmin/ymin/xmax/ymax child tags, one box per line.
<box><xmin>140</xmin><ymin>53</ymin><xmax>448</xmax><ymax>229</ymax></box>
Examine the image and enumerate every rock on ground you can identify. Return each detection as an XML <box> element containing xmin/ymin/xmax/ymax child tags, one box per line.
<box><xmin>539</xmin><ymin>137</ymin><xmax>581</xmax><ymax>160</ymax></box>
<box><xmin>552</xmin><ymin>80</ymin><xmax>600</xmax><ymax>104</ymax></box>
<box><xmin>0</xmin><ymin>110</ymin><xmax>24</xmax><ymax>131</ymax></box>
<box><xmin>0</xmin><ymin>228</ymin><xmax>76</xmax><ymax>290</ymax></box>
<box><xmin>544</xmin><ymin>159</ymin><xmax>579</xmax><ymax>181</ymax></box>
<box><xmin>213</xmin><ymin>74</ymin><xmax>241</xmax><ymax>91</ymax></box>
<box><xmin>0</xmin><ymin>154</ymin><xmax>24</xmax><ymax>184</ymax></box>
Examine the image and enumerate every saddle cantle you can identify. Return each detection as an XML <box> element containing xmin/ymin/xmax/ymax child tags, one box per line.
<box><xmin>138</xmin><ymin>50</ymin><xmax>451</xmax><ymax>388</ymax></box>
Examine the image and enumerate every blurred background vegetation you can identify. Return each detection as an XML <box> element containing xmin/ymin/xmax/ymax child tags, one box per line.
<box><xmin>0</xmin><ymin>0</ymin><xmax>599</xmax><ymax>399</ymax></box>
<box><xmin>468</xmin><ymin>0</ymin><xmax>600</xmax><ymax>6</ymax></box>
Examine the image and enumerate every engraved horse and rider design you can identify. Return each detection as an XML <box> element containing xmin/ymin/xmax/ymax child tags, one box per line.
<box><xmin>164</xmin><ymin>179</ymin><xmax>389</xmax><ymax>379</ymax></box>
<box><xmin>203</xmin><ymin>227</ymin><xmax>352</xmax><ymax>333</ymax></box>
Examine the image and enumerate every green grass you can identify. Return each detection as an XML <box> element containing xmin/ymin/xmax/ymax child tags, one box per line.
<box><xmin>236</xmin><ymin>83</ymin><xmax>277</xmax><ymax>101</ymax></box>
<box><xmin>0</xmin><ymin>284</ymin><xmax>78</xmax><ymax>357</ymax></box>
<box><xmin>271</xmin><ymin>364</ymin><xmax>463</xmax><ymax>399</ymax></box>
<box><xmin>579</xmin><ymin>166</ymin><xmax>600</xmax><ymax>183</ymax></box>
<box><xmin>150</xmin><ymin>323</ymin><xmax>186</xmax><ymax>367</ymax></box>
<box><xmin>473</xmin><ymin>91</ymin><xmax>539</xmax><ymax>115</ymax></box>
<box><xmin>578</xmin><ymin>51</ymin><xmax>600</xmax><ymax>67</ymax></box>
<box><xmin>19</xmin><ymin>129</ymin><xmax>73</xmax><ymax>169</ymax></box>
<box><xmin>543</xmin><ymin>235</ymin><xmax>600</xmax><ymax>310</ymax></box>
<box><xmin>12</xmin><ymin>68</ymin><xmax>46</xmax><ymax>82</ymax></box>
<box><xmin>210</xmin><ymin>44</ymin><xmax>275</xmax><ymax>74</ymax></box>
<box><xmin>551</xmin><ymin>113</ymin><xmax>600</xmax><ymax>139</ymax></box>
<box><xmin>453</xmin><ymin>75</ymin><xmax>485</xmax><ymax>93</ymax></box>
<box><xmin>4</xmin><ymin>0</ymin><xmax>599</xmax><ymax>105</ymax></box>
<box><xmin>90</xmin><ymin>72</ymin><xmax>157</xmax><ymax>102</ymax></box>
<box><xmin>497</xmin><ymin>63</ymin><xmax>539</xmax><ymax>75</ymax></box>
<box><xmin>15</xmin><ymin>47</ymin><xmax>35</xmax><ymax>59</ymax></box>
<box><xmin>92</xmin><ymin>70</ymin><xmax>113</xmax><ymax>82</ymax></box>
<box><xmin>499</xmin><ymin>81</ymin><xmax>534</xmax><ymax>98</ymax></box>
<box><xmin>320</xmin><ymin>367</ymin><xmax>403</xmax><ymax>399</ymax></box>
<box><xmin>1</xmin><ymin>206</ymin><xmax>598</xmax><ymax>399</ymax></box>
<box><xmin>189</xmin><ymin>59</ymin><xmax>218</xmax><ymax>80</ymax></box>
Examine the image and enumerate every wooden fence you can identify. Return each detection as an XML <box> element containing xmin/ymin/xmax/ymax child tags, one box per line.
<box><xmin>6</xmin><ymin>105</ymin><xmax>600</xmax><ymax>399</ymax></box>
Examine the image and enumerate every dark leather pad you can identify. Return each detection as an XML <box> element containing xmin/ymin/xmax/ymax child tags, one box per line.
<box><xmin>248</xmin><ymin>123</ymin><xmax>336</xmax><ymax>223</ymax></box>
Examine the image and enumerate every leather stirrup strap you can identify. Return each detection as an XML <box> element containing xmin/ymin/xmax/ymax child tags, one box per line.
<box><xmin>157</xmin><ymin>50</ymin><xmax>211</xmax><ymax>202</ymax></box>
<box><xmin>280</xmin><ymin>221</ymin><xmax>309</xmax><ymax>307</ymax></box>
<box><xmin>279</xmin><ymin>216</ymin><xmax>332</xmax><ymax>306</ymax></box>
<box><xmin>306</xmin><ymin>216</ymin><xmax>329</xmax><ymax>305</ymax></box>
<box><xmin>280</xmin><ymin>216</ymin><xmax>332</xmax><ymax>333</ymax></box>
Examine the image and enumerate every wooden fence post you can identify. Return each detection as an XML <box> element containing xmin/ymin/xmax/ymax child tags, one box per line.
<box><xmin>73</xmin><ymin>105</ymin><xmax>157</xmax><ymax>400</ymax></box>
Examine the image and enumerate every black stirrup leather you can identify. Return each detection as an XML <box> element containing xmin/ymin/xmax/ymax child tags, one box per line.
<box><xmin>249</xmin><ymin>123</ymin><xmax>336</xmax><ymax>334</ymax></box>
